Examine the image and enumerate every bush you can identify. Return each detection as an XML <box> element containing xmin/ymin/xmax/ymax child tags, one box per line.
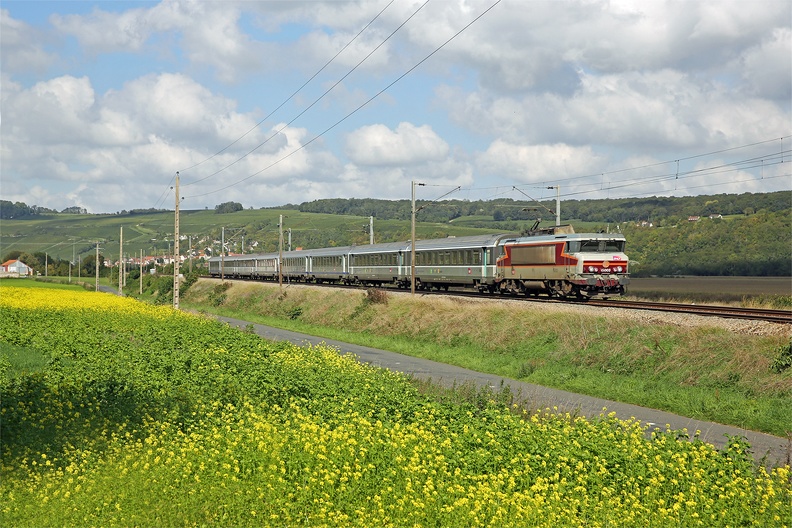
<box><xmin>366</xmin><ymin>288</ymin><xmax>388</xmax><ymax>305</ymax></box>
<box><xmin>770</xmin><ymin>342</ymin><xmax>792</xmax><ymax>374</ymax></box>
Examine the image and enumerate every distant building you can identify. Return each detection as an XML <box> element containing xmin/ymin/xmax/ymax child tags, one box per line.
<box><xmin>688</xmin><ymin>216</ymin><xmax>701</xmax><ymax>222</ymax></box>
<box><xmin>1</xmin><ymin>259</ymin><xmax>33</xmax><ymax>277</ymax></box>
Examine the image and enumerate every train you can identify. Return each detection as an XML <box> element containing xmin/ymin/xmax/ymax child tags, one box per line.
<box><xmin>208</xmin><ymin>224</ymin><xmax>630</xmax><ymax>299</ymax></box>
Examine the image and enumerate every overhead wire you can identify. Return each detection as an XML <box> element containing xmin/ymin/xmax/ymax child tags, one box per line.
<box><xmin>185</xmin><ymin>0</ymin><xmax>504</xmax><ymax>199</ymax></box>
<box><xmin>181</xmin><ymin>0</ymin><xmax>419</xmax><ymax>187</ymax></box>
<box><xmin>150</xmin><ymin>0</ymin><xmax>397</xmax><ymax>206</ymax></box>
<box><xmin>509</xmin><ymin>141</ymin><xmax>791</xmax><ymax>200</ymax></box>
<box><xmin>178</xmin><ymin>0</ymin><xmax>396</xmax><ymax>176</ymax></box>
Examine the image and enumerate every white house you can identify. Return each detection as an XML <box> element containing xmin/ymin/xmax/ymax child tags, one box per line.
<box><xmin>1</xmin><ymin>259</ymin><xmax>33</xmax><ymax>277</ymax></box>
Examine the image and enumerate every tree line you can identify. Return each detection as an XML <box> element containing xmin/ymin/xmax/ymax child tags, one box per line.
<box><xmin>292</xmin><ymin>191</ymin><xmax>790</xmax><ymax>224</ymax></box>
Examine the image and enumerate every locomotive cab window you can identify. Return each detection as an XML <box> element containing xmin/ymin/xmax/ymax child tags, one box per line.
<box><xmin>569</xmin><ymin>240</ymin><xmax>626</xmax><ymax>253</ymax></box>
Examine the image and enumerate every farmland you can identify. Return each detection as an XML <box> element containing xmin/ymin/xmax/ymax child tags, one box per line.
<box><xmin>1</xmin><ymin>282</ymin><xmax>791</xmax><ymax>526</ymax></box>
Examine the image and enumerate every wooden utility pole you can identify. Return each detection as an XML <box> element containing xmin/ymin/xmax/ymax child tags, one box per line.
<box><xmin>173</xmin><ymin>172</ymin><xmax>180</xmax><ymax>310</ymax></box>
<box><xmin>410</xmin><ymin>181</ymin><xmax>425</xmax><ymax>295</ymax></box>
<box><xmin>119</xmin><ymin>227</ymin><xmax>123</xmax><ymax>296</ymax></box>
<box><xmin>278</xmin><ymin>215</ymin><xmax>283</xmax><ymax>290</ymax></box>
<box><xmin>95</xmin><ymin>242</ymin><xmax>99</xmax><ymax>291</ymax></box>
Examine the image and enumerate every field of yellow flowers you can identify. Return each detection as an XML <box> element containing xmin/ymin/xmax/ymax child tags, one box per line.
<box><xmin>1</xmin><ymin>283</ymin><xmax>790</xmax><ymax>527</ymax></box>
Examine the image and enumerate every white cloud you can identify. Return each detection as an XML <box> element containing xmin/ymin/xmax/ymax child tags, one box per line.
<box><xmin>1</xmin><ymin>0</ymin><xmax>789</xmax><ymax>213</ymax></box>
<box><xmin>736</xmin><ymin>27</ymin><xmax>792</xmax><ymax>100</ymax></box>
<box><xmin>0</xmin><ymin>9</ymin><xmax>58</xmax><ymax>73</ymax></box>
<box><xmin>345</xmin><ymin>122</ymin><xmax>449</xmax><ymax>166</ymax></box>
<box><xmin>51</xmin><ymin>6</ymin><xmax>153</xmax><ymax>53</ymax></box>
<box><xmin>477</xmin><ymin>141</ymin><xmax>605</xmax><ymax>183</ymax></box>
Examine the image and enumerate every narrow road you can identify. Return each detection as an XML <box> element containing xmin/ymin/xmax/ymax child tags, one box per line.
<box><xmin>215</xmin><ymin>315</ymin><xmax>791</xmax><ymax>468</ymax></box>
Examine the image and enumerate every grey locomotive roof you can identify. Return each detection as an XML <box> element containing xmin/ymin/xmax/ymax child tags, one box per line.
<box><xmin>509</xmin><ymin>232</ymin><xmax>627</xmax><ymax>244</ymax></box>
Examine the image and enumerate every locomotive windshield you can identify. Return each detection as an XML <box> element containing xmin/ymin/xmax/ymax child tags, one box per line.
<box><xmin>566</xmin><ymin>239</ymin><xmax>625</xmax><ymax>253</ymax></box>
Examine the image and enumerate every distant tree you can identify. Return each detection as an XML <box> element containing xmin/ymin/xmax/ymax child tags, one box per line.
<box><xmin>0</xmin><ymin>200</ymin><xmax>35</xmax><ymax>219</ymax></box>
<box><xmin>61</xmin><ymin>206</ymin><xmax>88</xmax><ymax>214</ymax></box>
<box><xmin>2</xmin><ymin>250</ymin><xmax>23</xmax><ymax>262</ymax></box>
<box><xmin>215</xmin><ymin>201</ymin><xmax>244</xmax><ymax>214</ymax></box>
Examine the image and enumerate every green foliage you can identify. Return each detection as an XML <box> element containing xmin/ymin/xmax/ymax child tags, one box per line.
<box><xmin>2</xmin><ymin>285</ymin><xmax>791</xmax><ymax>527</ymax></box>
<box><xmin>770</xmin><ymin>342</ymin><xmax>792</xmax><ymax>374</ymax></box>
<box><xmin>208</xmin><ymin>281</ymin><xmax>231</xmax><ymax>306</ymax></box>
<box><xmin>625</xmin><ymin>209</ymin><xmax>792</xmax><ymax>276</ymax></box>
<box><xmin>214</xmin><ymin>201</ymin><xmax>244</xmax><ymax>214</ymax></box>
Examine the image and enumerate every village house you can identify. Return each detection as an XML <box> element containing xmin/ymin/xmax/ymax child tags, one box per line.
<box><xmin>1</xmin><ymin>259</ymin><xmax>33</xmax><ymax>277</ymax></box>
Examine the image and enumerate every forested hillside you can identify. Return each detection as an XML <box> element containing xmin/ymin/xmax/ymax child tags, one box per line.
<box><xmin>291</xmin><ymin>191</ymin><xmax>790</xmax><ymax>224</ymax></box>
<box><xmin>622</xmin><ymin>210</ymin><xmax>790</xmax><ymax>276</ymax></box>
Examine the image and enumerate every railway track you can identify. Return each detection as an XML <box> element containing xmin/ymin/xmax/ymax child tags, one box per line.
<box><xmin>584</xmin><ymin>299</ymin><xmax>792</xmax><ymax>324</ymax></box>
<box><xmin>422</xmin><ymin>288</ymin><xmax>792</xmax><ymax>324</ymax></box>
<box><xmin>207</xmin><ymin>275</ymin><xmax>792</xmax><ymax>324</ymax></box>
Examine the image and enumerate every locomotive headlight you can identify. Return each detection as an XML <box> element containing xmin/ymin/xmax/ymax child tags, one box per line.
<box><xmin>616</xmin><ymin>266</ymin><xmax>623</xmax><ymax>272</ymax></box>
<box><xmin>588</xmin><ymin>266</ymin><xmax>596</xmax><ymax>272</ymax></box>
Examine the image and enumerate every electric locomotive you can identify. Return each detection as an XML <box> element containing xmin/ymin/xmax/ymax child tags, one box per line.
<box><xmin>495</xmin><ymin>225</ymin><xmax>629</xmax><ymax>298</ymax></box>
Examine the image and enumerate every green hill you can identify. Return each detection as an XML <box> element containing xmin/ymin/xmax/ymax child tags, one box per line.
<box><xmin>1</xmin><ymin>191</ymin><xmax>790</xmax><ymax>276</ymax></box>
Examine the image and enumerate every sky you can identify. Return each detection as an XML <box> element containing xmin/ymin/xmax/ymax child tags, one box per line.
<box><xmin>1</xmin><ymin>0</ymin><xmax>790</xmax><ymax>214</ymax></box>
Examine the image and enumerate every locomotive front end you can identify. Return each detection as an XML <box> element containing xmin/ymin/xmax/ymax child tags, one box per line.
<box><xmin>566</xmin><ymin>235</ymin><xmax>630</xmax><ymax>297</ymax></box>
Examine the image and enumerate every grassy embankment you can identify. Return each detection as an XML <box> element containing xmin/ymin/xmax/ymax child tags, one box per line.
<box><xmin>183</xmin><ymin>279</ymin><xmax>792</xmax><ymax>438</ymax></box>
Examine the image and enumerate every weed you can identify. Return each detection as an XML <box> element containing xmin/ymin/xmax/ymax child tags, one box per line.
<box><xmin>208</xmin><ymin>282</ymin><xmax>232</xmax><ymax>307</ymax></box>
<box><xmin>366</xmin><ymin>288</ymin><xmax>389</xmax><ymax>305</ymax></box>
<box><xmin>770</xmin><ymin>342</ymin><xmax>792</xmax><ymax>374</ymax></box>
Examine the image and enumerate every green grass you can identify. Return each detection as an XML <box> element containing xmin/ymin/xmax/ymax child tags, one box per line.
<box><xmin>183</xmin><ymin>280</ymin><xmax>792</xmax><ymax>437</ymax></box>
<box><xmin>2</xmin><ymin>283</ymin><xmax>790</xmax><ymax>527</ymax></box>
<box><xmin>0</xmin><ymin>342</ymin><xmax>48</xmax><ymax>381</ymax></box>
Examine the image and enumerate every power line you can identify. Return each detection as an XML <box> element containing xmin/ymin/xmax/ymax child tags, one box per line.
<box><xmin>180</xmin><ymin>0</ymin><xmax>405</xmax><ymax>187</ymax></box>
<box><xmin>185</xmin><ymin>0</ymin><xmax>503</xmax><ymax>199</ymax></box>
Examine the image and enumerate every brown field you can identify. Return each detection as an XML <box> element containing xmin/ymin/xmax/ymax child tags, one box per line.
<box><xmin>630</xmin><ymin>276</ymin><xmax>791</xmax><ymax>295</ymax></box>
<box><xmin>627</xmin><ymin>276</ymin><xmax>792</xmax><ymax>306</ymax></box>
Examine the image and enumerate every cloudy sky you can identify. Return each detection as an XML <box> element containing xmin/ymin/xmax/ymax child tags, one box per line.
<box><xmin>2</xmin><ymin>0</ymin><xmax>790</xmax><ymax>214</ymax></box>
